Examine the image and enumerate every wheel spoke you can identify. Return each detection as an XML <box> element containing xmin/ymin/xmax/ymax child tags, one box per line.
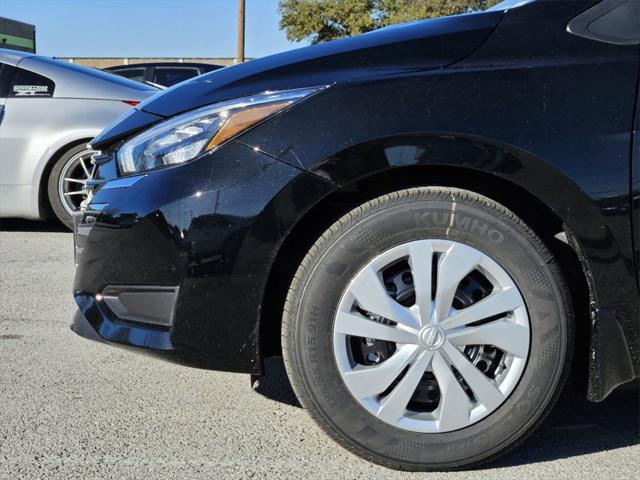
<box><xmin>440</xmin><ymin>286</ymin><xmax>523</xmax><ymax>330</ymax></box>
<box><xmin>350</xmin><ymin>265</ymin><xmax>420</xmax><ymax>329</ymax></box>
<box><xmin>64</xmin><ymin>177</ymin><xmax>85</xmax><ymax>184</ymax></box>
<box><xmin>334</xmin><ymin>311</ymin><xmax>419</xmax><ymax>344</ymax></box>
<box><xmin>434</xmin><ymin>244</ymin><xmax>482</xmax><ymax>323</ymax></box>
<box><xmin>442</xmin><ymin>341</ymin><xmax>504</xmax><ymax>410</ymax></box>
<box><xmin>79</xmin><ymin>158</ymin><xmax>91</xmax><ymax>177</ymax></box>
<box><xmin>407</xmin><ymin>240</ymin><xmax>433</xmax><ymax>326</ymax></box>
<box><xmin>376</xmin><ymin>349</ymin><xmax>434</xmax><ymax>424</ymax></box>
<box><xmin>431</xmin><ymin>351</ymin><xmax>470</xmax><ymax>430</ymax></box>
<box><xmin>342</xmin><ymin>344</ymin><xmax>419</xmax><ymax>399</ymax></box>
<box><xmin>447</xmin><ymin>319</ymin><xmax>529</xmax><ymax>358</ymax></box>
<box><xmin>334</xmin><ymin>239</ymin><xmax>530</xmax><ymax>432</ymax></box>
<box><xmin>64</xmin><ymin>191</ymin><xmax>85</xmax><ymax>196</ymax></box>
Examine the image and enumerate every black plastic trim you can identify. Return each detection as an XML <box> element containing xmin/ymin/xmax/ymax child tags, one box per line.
<box><xmin>567</xmin><ymin>0</ymin><xmax>640</xmax><ymax>45</ymax></box>
<box><xmin>100</xmin><ymin>285</ymin><xmax>179</xmax><ymax>327</ymax></box>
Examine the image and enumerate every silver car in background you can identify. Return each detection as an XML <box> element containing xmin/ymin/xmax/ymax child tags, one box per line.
<box><xmin>0</xmin><ymin>49</ymin><xmax>157</xmax><ymax>228</ymax></box>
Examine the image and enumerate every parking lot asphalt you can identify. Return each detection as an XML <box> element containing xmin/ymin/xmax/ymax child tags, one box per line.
<box><xmin>0</xmin><ymin>221</ymin><xmax>638</xmax><ymax>479</ymax></box>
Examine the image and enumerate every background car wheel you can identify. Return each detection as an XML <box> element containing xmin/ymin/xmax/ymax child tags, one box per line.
<box><xmin>282</xmin><ymin>187</ymin><xmax>573</xmax><ymax>470</ymax></box>
<box><xmin>47</xmin><ymin>143</ymin><xmax>97</xmax><ymax>230</ymax></box>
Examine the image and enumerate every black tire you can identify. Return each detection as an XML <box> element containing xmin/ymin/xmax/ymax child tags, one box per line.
<box><xmin>47</xmin><ymin>143</ymin><xmax>92</xmax><ymax>230</ymax></box>
<box><xmin>282</xmin><ymin>187</ymin><xmax>573</xmax><ymax>471</ymax></box>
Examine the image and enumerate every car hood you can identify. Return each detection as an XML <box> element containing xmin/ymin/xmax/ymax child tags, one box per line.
<box><xmin>141</xmin><ymin>10</ymin><xmax>503</xmax><ymax>118</ymax></box>
<box><xmin>92</xmin><ymin>9</ymin><xmax>503</xmax><ymax>148</ymax></box>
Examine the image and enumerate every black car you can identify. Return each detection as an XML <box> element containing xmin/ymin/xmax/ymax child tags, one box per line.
<box><xmin>72</xmin><ymin>0</ymin><xmax>640</xmax><ymax>471</ymax></box>
<box><xmin>104</xmin><ymin>62</ymin><xmax>223</xmax><ymax>87</ymax></box>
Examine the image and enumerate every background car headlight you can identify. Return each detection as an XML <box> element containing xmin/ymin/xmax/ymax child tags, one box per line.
<box><xmin>117</xmin><ymin>87</ymin><xmax>320</xmax><ymax>174</ymax></box>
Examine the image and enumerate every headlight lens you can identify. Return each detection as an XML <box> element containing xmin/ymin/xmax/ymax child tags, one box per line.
<box><xmin>117</xmin><ymin>87</ymin><xmax>319</xmax><ymax>174</ymax></box>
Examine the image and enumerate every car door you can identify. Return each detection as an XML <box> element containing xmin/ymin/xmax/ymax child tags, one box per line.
<box><xmin>634</xmin><ymin>67</ymin><xmax>640</xmax><ymax>291</ymax></box>
<box><xmin>0</xmin><ymin>62</ymin><xmax>17</xmax><ymax>215</ymax></box>
<box><xmin>0</xmin><ymin>64</ymin><xmax>57</xmax><ymax>218</ymax></box>
<box><xmin>0</xmin><ymin>63</ymin><xmax>10</xmax><ymax>121</ymax></box>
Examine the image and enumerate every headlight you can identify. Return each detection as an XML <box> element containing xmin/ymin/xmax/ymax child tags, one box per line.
<box><xmin>117</xmin><ymin>87</ymin><xmax>320</xmax><ymax>174</ymax></box>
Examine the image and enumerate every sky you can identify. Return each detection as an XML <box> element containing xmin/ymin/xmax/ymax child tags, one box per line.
<box><xmin>0</xmin><ymin>0</ymin><xmax>310</xmax><ymax>59</ymax></box>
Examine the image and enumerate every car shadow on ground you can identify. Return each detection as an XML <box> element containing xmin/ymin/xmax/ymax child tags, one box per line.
<box><xmin>0</xmin><ymin>218</ymin><xmax>68</xmax><ymax>232</ymax></box>
<box><xmin>256</xmin><ymin>356</ymin><xmax>639</xmax><ymax>467</ymax></box>
<box><xmin>255</xmin><ymin>357</ymin><xmax>302</xmax><ymax>408</ymax></box>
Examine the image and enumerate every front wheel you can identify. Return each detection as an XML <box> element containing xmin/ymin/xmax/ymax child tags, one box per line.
<box><xmin>282</xmin><ymin>187</ymin><xmax>573</xmax><ymax>470</ymax></box>
<box><xmin>47</xmin><ymin>143</ymin><xmax>97</xmax><ymax>230</ymax></box>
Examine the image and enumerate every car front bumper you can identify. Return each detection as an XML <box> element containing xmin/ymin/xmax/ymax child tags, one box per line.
<box><xmin>71</xmin><ymin>292</ymin><xmax>191</xmax><ymax>364</ymax></box>
<box><xmin>71</xmin><ymin>140</ymin><xmax>332</xmax><ymax>374</ymax></box>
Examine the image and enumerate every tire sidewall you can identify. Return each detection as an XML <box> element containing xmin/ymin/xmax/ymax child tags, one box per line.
<box><xmin>47</xmin><ymin>143</ymin><xmax>90</xmax><ymax>230</ymax></box>
<box><xmin>286</xmin><ymin>191</ymin><xmax>570</xmax><ymax>468</ymax></box>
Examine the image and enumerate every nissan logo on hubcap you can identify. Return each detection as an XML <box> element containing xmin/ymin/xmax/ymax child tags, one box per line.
<box><xmin>418</xmin><ymin>325</ymin><xmax>446</xmax><ymax>350</ymax></box>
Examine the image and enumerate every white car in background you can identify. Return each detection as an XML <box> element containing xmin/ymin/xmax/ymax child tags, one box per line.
<box><xmin>0</xmin><ymin>49</ymin><xmax>157</xmax><ymax>228</ymax></box>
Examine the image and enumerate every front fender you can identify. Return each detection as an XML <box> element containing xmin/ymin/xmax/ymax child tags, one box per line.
<box><xmin>34</xmin><ymin>129</ymin><xmax>101</xmax><ymax>184</ymax></box>
<box><xmin>248</xmin><ymin>132</ymin><xmax>637</xmax><ymax>399</ymax></box>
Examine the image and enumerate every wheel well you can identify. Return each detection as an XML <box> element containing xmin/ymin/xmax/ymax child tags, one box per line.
<box><xmin>259</xmin><ymin>165</ymin><xmax>590</xmax><ymax>387</ymax></box>
<box><xmin>38</xmin><ymin>138</ymin><xmax>92</xmax><ymax>219</ymax></box>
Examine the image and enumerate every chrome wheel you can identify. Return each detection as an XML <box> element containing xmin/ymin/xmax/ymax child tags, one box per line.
<box><xmin>333</xmin><ymin>239</ymin><xmax>530</xmax><ymax>433</ymax></box>
<box><xmin>57</xmin><ymin>148</ymin><xmax>97</xmax><ymax>216</ymax></box>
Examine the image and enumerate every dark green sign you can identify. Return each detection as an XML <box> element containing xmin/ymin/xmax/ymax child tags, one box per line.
<box><xmin>0</xmin><ymin>17</ymin><xmax>36</xmax><ymax>53</ymax></box>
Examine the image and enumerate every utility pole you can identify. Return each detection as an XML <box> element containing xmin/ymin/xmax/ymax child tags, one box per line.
<box><xmin>236</xmin><ymin>0</ymin><xmax>245</xmax><ymax>63</ymax></box>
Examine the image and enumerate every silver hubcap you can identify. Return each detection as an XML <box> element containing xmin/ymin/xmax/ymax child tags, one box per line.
<box><xmin>333</xmin><ymin>240</ymin><xmax>530</xmax><ymax>433</ymax></box>
<box><xmin>58</xmin><ymin>149</ymin><xmax>97</xmax><ymax>216</ymax></box>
